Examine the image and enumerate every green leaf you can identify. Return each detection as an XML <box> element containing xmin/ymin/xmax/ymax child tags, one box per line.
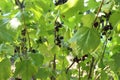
<box><xmin>0</xmin><ymin>0</ymin><xmax>13</xmax><ymax>12</ymax></box>
<box><xmin>87</xmin><ymin>0</ymin><xmax>99</xmax><ymax>9</ymax></box>
<box><xmin>0</xmin><ymin>43</ymin><xmax>14</xmax><ymax>55</ymax></box>
<box><xmin>101</xmin><ymin>0</ymin><xmax>114</xmax><ymax>13</ymax></box>
<box><xmin>0</xmin><ymin>19</ymin><xmax>18</xmax><ymax>43</ymax></box>
<box><xmin>69</xmin><ymin>27</ymin><xmax>100</xmax><ymax>53</ymax></box>
<box><xmin>81</xmin><ymin>13</ymin><xmax>95</xmax><ymax>27</ymax></box>
<box><xmin>110</xmin><ymin>12</ymin><xmax>120</xmax><ymax>26</ymax></box>
<box><xmin>0</xmin><ymin>58</ymin><xmax>11</xmax><ymax>80</ymax></box>
<box><xmin>14</xmin><ymin>60</ymin><xmax>37</xmax><ymax>80</ymax></box>
<box><xmin>101</xmin><ymin>70</ymin><xmax>108</xmax><ymax>80</ymax></box>
<box><xmin>35</xmin><ymin>68</ymin><xmax>50</xmax><ymax>79</ymax></box>
<box><xmin>59</xmin><ymin>0</ymin><xmax>85</xmax><ymax>18</ymax></box>
<box><xmin>109</xmin><ymin>53</ymin><xmax>120</xmax><ymax>73</ymax></box>
<box><xmin>30</xmin><ymin>53</ymin><xmax>44</xmax><ymax>67</ymax></box>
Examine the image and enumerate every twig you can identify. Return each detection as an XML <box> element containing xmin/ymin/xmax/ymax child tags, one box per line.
<box><xmin>66</xmin><ymin>55</ymin><xmax>88</xmax><ymax>74</ymax></box>
<box><xmin>101</xmin><ymin>37</ymin><xmax>107</xmax><ymax>62</ymax></box>
<box><xmin>53</xmin><ymin>54</ymin><xmax>56</xmax><ymax>71</ymax></box>
<box><xmin>66</xmin><ymin>61</ymin><xmax>75</xmax><ymax>73</ymax></box>
<box><xmin>93</xmin><ymin>0</ymin><xmax>105</xmax><ymax>25</ymax></box>
<box><xmin>21</xmin><ymin>9</ymin><xmax>31</xmax><ymax>50</ymax></box>
<box><xmin>78</xmin><ymin>63</ymin><xmax>81</xmax><ymax>80</ymax></box>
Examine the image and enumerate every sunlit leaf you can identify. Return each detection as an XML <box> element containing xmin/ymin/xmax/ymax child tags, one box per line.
<box><xmin>81</xmin><ymin>13</ymin><xmax>95</xmax><ymax>27</ymax></box>
<box><xmin>110</xmin><ymin>12</ymin><xmax>120</xmax><ymax>26</ymax></box>
<box><xmin>69</xmin><ymin>27</ymin><xmax>100</xmax><ymax>53</ymax></box>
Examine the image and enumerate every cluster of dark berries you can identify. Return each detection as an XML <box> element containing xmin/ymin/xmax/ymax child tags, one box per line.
<box><xmin>101</xmin><ymin>12</ymin><xmax>113</xmax><ymax>41</ymax></box>
<box><xmin>102</xmin><ymin>23</ymin><xmax>113</xmax><ymax>35</ymax></box>
<box><xmin>94</xmin><ymin>12</ymin><xmax>113</xmax><ymax>41</ymax></box>
<box><xmin>54</xmin><ymin>35</ymin><xmax>64</xmax><ymax>47</ymax></box>
<box><xmin>54</xmin><ymin>21</ymin><xmax>63</xmax><ymax>47</ymax></box>
<box><xmin>54</xmin><ymin>0</ymin><xmax>68</xmax><ymax>6</ymax></box>
<box><xmin>36</xmin><ymin>36</ymin><xmax>47</xmax><ymax>44</ymax></box>
<box><xmin>55</xmin><ymin>22</ymin><xmax>63</xmax><ymax>32</ymax></box>
<box><xmin>73</xmin><ymin>54</ymin><xmax>88</xmax><ymax>63</ymax></box>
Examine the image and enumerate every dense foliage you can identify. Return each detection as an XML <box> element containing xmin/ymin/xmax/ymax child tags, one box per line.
<box><xmin>0</xmin><ymin>0</ymin><xmax>120</xmax><ymax>80</ymax></box>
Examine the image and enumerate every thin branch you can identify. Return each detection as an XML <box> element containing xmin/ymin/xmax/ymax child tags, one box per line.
<box><xmin>93</xmin><ymin>0</ymin><xmax>105</xmax><ymax>24</ymax></box>
<box><xmin>101</xmin><ymin>37</ymin><xmax>107</xmax><ymax>62</ymax></box>
<box><xmin>78</xmin><ymin>63</ymin><xmax>81</xmax><ymax>80</ymax></box>
<box><xmin>66</xmin><ymin>61</ymin><xmax>75</xmax><ymax>74</ymax></box>
<box><xmin>53</xmin><ymin>54</ymin><xmax>56</xmax><ymax>70</ymax></box>
<box><xmin>21</xmin><ymin>9</ymin><xmax>31</xmax><ymax>50</ymax></box>
<box><xmin>88</xmin><ymin>57</ymin><xmax>95</xmax><ymax>80</ymax></box>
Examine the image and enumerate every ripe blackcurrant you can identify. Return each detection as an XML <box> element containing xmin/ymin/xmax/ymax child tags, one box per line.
<box><xmin>94</xmin><ymin>22</ymin><xmax>99</xmax><ymax>28</ymax></box>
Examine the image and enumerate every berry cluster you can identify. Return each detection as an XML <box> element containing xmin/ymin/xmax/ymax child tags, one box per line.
<box><xmin>73</xmin><ymin>54</ymin><xmax>88</xmax><ymax>63</ymax></box>
<box><xmin>54</xmin><ymin>21</ymin><xmax>63</xmax><ymax>47</ymax></box>
<box><xmin>54</xmin><ymin>0</ymin><xmax>68</xmax><ymax>6</ymax></box>
<box><xmin>36</xmin><ymin>36</ymin><xmax>47</xmax><ymax>44</ymax></box>
<box><xmin>93</xmin><ymin>12</ymin><xmax>113</xmax><ymax>41</ymax></box>
<box><xmin>54</xmin><ymin>35</ymin><xmax>64</xmax><ymax>47</ymax></box>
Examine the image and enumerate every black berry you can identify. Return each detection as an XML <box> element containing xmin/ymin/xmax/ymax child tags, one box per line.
<box><xmin>94</xmin><ymin>22</ymin><xmax>99</xmax><ymax>28</ymax></box>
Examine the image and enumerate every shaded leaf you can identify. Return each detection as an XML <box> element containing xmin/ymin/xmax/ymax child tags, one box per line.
<box><xmin>0</xmin><ymin>58</ymin><xmax>11</xmax><ymax>80</ymax></box>
<box><xmin>30</xmin><ymin>53</ymin><xmax>44</xmax><ymax>67</ymax></box>
<box><xmin>35</xmin><ymin>68</ymin><xmax>50</xmax><ymax>79</ymax></box>
<box><xmin>14</xmin><ymin>60</ymin><xmax>37</xmax><ymax>80</ymax></box>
